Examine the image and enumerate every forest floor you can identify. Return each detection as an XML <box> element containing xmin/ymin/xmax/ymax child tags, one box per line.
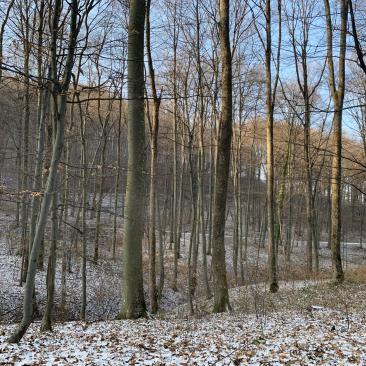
<box><xmin>2</xmin><ymin>282</ymin><xmax>366</xmax><ymax>365</ymax></box>
<box><xmin>1</xmin><ymin>207</ymin><xmax>366</xmax><ymax>364</ymax></box>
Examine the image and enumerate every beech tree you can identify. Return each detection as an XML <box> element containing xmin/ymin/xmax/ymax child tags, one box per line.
<box><xmin>211</xmin><ymin>0</ymin><xmax>232</xmax><ymax>312</ymax></box>
<box><xmin>323</xmin><ymin>0</ymin><xmax>348</xmax><ymax>284</ymax></box>
<box><xmin>119</xmin><ymin>0</ymin><xmax>146</xmax><ymax>319</ymax></box>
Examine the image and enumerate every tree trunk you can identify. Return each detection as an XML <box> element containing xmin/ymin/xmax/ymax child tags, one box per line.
<box><xmin>40</xmin><ymin>188</ymin><xmax>58</xmax><ymax>332</ymax></box>
<box><xmin>146</xmin><ymin>0</ymin><xmax>161</xmax><ymax>314</ymax></box>
<box><xmin>323</xmin><ymin>0</ymin><xmax>347</xmax><ymax>284</ymax></box>
<box><xmin>265</xmin><ymin>0</ymin><xmax>280</xmax><ymax>293</ymax></box>
<box><xmin>94</xmin><ymin>132</ymin><xmax>107</xmax><ymax>264</ymax></box>
<box><xmin>119</xmin><ymin>0</ymin><xmax>146</xmax><ymax>319</ymax></box>
<box><xmin>112</xmin><ymin>104</ymin><xmax>122</xmax><ymax>259</ymax></box>
<box><xmin>212</xmin><ymin>0</ymin><xmax>232</xmax><ymax>313</ymax></box>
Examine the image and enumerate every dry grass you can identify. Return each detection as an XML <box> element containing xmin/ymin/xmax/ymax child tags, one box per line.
<box><xmin>231</xmin><ymin>280</ymin><xmax>366</xmax><ymax>317</ymax></box>
<box><xmin>344</xmin><ymin>265</ymin><xmax>366</xmax><ymax>283</ymax></box>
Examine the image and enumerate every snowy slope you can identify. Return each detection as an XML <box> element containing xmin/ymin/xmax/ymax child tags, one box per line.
<box><xmin>1</xmin><ymin>307</ymin><xmax>366</xmax><ymax>365</ymax></box>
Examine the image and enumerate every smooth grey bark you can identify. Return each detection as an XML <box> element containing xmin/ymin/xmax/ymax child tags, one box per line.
<box><xmin>157</xmin><ymin>194</ymin><xmax>165</xmax><ymax>299</ymax></box>
<box><xmin>40</xmin><ymin>187</ymin><xmax>58</xmax><ymax>332</ymax></box>
<box><xmin>187</xmin><ymin>133</ymin><xmax>197</xmax><ymax>314</ymax></box>
<box><xmin>29</xmin><ymin>8</ymin><xmax>50</xmax><ymax>273</ymax></box>
<box><xmin>94</xmin><ymin>127</ymin><xmax>108</xmax><ymax>264</ymax></box>
<box><xmin>20</xmin><ymin>3</ymin><xmax>31</xmax><ymax>283</ymax></box>
<box><xmin>146</xmin><ymin>0</ymin><xmax>161</xmax><ymax>313</ymax></box>
<box><xmin>232</xmin><ymin>128</ymin><xmax>241</xmax><ymax>284</ymax></box>
<box><xmin>60</xmin><ymin>141</ymin><xmax>70</xmax><ymax>314</ymax></box>
<box><xmin>16</xmin><ymin>139</ymin><xmax>21</xmax><ymax>227</ymax></box>
<box><xmin>263</xmin><ymin>0</ymin><xmax>281</xmax><ymax>293</ymax></box>
<box><xmin>195</xmin><ymin>0</ymin><xmax>210</xmax><ymax>299</ymax></box>
<box><xmin>112</xmin><ymin>99</ymin><xmax>123</xmax><ymax>259</ymax></box>
<box><xmin>171</xmin><ymin>2</ymin><xmax>180</xmax><ymax>292</ymax></box>
<box><xmin>323</xmin><ymin>0</ymin><xmax>347</xmax><ymax>284</ymax></box>
<box><xmin>212</xmin><ymin>0</ymin><xmax>232</xmax><ymax>313</ymax></box>
<box><xmin>79</xmin><ymin>99</ymin><xmax>88</xmax><ymax>322</ymax></box>
<box><xmin>119</xmin><ymin>0</ymin><xmax>146</xmax><ymax>319</ymax></box>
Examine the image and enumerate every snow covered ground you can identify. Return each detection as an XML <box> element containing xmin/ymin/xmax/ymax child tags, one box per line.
<box><xmin>1</xmin><ymin>307</ymin><xmax>366</xmax><ymax>365</ymax></box>
<box><xmin>1</xmin><ymin>205</ymin><xmax>366</xmax><ymax>365</ymax></box>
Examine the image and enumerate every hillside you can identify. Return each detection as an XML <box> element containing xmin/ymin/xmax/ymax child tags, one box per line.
<box><xmin>2</xmin><ymin>283</ymin><xmax>366</xmax><ymax>365</ymax></box>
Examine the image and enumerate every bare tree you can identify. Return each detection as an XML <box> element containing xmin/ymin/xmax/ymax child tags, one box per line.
<box><xmin>8</xmin><ymin>0</ymin><xmax>81</xmax><ymax>343</ymax></box>
<box><xmin>119</xmin><ymin>0</ymin><xmax>146</xmax><ymax>319</ymax></box>
<box><xmin>146</xmin><ymin>0</ymin><xmax>162</xmax><ymax>314</ymax></box>
<box><xmin>212</xmin><ymin>0</ymin><xmax>232</xmax><ymax>313</ymax></box>
<box><xmin>323</xmin><ymin>0</ymin><xmax>348</xmax><ymax>284</ymax></box>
